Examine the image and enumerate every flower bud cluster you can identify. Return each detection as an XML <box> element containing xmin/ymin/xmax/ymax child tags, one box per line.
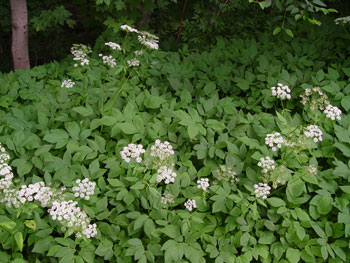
<box><xmin>271</xmin><ymin>83</ymin><xmax>291</xmax><ymax>100</ymax></box>
<box><xmin>48</xmin><ymin>200</ymin><xmax>97</xmax><ymax>238</ymax></box>
<box><xmin>265</xmin><ymin>132</ymin><xmax>285</xmax><ymax>152</ymax></box>
<box><xmin>213</xmin><ymin>165</ymin><xmax>238</xmax><ymax>184</ymax></box>
<box><xmin>161</xmin><ymin>193</ymin><xmax>175</xmax><ymax>205</ymax></box>
<box><xmin>71</xmin><ymin>44</ymin><xmax>91</xmax><ymax>67</ymax></box>
<box><xmin>121</xmin><ymin>25</ymin><xmax>139</xmax><ymax>33</ymax></box>
<box><xmin>61</xmin><ymin>79</ymin><xmax>75</xmax><ymax>88</ymax></box>
<box><xmin>335</xmin><ymin>16</ymin><xmax>350</xmax><ymax>24</ymax></box>
<box><xmin>258</xmin><ymin>157</ymin><xmax>275</xmax><ymax>174</ymax></box>
<box><xmin>120</xmin><ymin>144</ymin><xmax>145</xmax><ymax>163</ymax></box>
<box><xmin>137</xmin><ymin>31</ymin><xmax>159</xmax><ymax>50</ymax></box>
<box><xmin>150</xmin><ymin>140</ymin><xmax>175</xmax><ymax>161</ymax></box>
<box><xmin>184</xmin><ymin>199</ymin><xmax>196</xmax><ymax>211</ymax></box>
<box><xmin>307</xmin><ymin>165</ymin><xmax>318</xmax><ymax>176</ymax></box>
<box><xmin>324</xmin><ymin>104</ymin><xmax>342</xmax><ymax>121</ymax></box>
<box><xmin>127</xmin><ymin>58</ymin><xmax>140</xmax><ymax>67</ymax></box>
<box><xmin>134</xmin><ymin>50</ymin><xmax>143</xmax><ymax>56</ymax></box>
<box><xmin>72</xmin><ymin>178</ymin><xmax>96</xmax><ymax>200</ymax></box>
<box><xmin>105</xmin><ymin>42</ymin><xmax>121</xmax><ymax>50</ymax></box>
<box><xmin>99</xmin><ymin>54</ymin><xmax>117</xmax><ymax>68</ymax></box>
<box><xmin>157</xmin><ymin>166</ymin><xmax>177</xmax><ymax>184</ymax></box>
<box><xmin>304</xmin><ymin>125</ymin><xmax>323</xmax><ymax>142</ymax></box>
<box><xmin>299</xmin><ymin>87</ymin><xmax>331</xmax><ymax>111</ymax></box>
<box><xmin>254</xmin><ymin>183</ymin><xmax>271</xmax><ymax>200</ymax></box>
<box><xmin>197</xmin><ymin>178</ymin><xmax>210</xmax><ymax>191</ymax></box>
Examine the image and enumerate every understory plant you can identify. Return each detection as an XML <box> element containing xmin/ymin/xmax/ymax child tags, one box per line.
<box><xmin>0</xmin><ymin>22</ymin><xmax>350</xmax><ymax>263</ymax></box>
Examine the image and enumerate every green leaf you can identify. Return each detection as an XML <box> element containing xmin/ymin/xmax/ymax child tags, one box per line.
<box><xmin>187</xmin><ymin>125</ymin><xmax>199</xmax><ymax>138</ymax></box>
<box><xmin>284</xmin><ymin>28</ymin><xmax>294</xmax><ymax>38</ymax></box>
<box><xmin>0</xmin><ymin>215</ymin><xmax>16</xmax><ymax>230</ymax></box>
<box><xmin>267</xmin><ymin>197</ymin><xmax>286</xmax><ymax>207</ymax></box>
<box><xmin>134</xmin><ymin>215</ymin><xmax>148</xmax><ymax>230</ymax></box>
<box><xmin>64</xmin><ymin>122</ymin><xmax>80</xmax><ymax>140</ymax></box>
<box><xmin>317</xmin><ymin>195</ymin><xmax>332</xmax><ymax>215</ymax></box>
<box><xmin>144</xmin><ymin>95</ymin><xmax>167</xmax><ymax>109</ymax></box>
<box><xmin>24</xmin><ymin>220</ymin><xmax>36</xmax><ymax>230</ymax></box>
<box><xmin>341</xmin><ymin>96</ymin><xmax>350</xmax><ymax>112</ymax></box>
<box><xmin>286</xmin><ymin>248</ymin><xmax>300</xmax><ymax>263</ymax></box>
<box><xmin>119</xmin><ymin>123</ymin><xmax>138</xmax><ymax>134</ymax></box>
<box><xmin>206</xmin><ymin>120</ymin><xmax>226</xmax><ymax>131</ymax></box>
<box><xmin>258</xmin><ymin>231</ymin><xmax>276</xmax><ymax>244</ymax></box>
<box><xmin>32</xmin><ymin>236</ymin><xmax>54</xmax><ymax>253</ymax></box>
<box><xmin>273</xmin><ymin>27</ymin><xmax>281</xmax><ymax>35</ymax></box>
<box><xmin>14</xmin><ymin>232</ymin><xmax>23</xmax><ymax>251</ymax></box>
<box><xmin>73</xmin><ymin>105</ymin><xmax>93</xmax><ymax>116</ymax></box>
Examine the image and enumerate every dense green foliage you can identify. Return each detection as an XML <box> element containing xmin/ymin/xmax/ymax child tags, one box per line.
<box><xmin>0</xmin><ymin>16</ymin><xmax>350</xmax><ymax>262</ymax></box>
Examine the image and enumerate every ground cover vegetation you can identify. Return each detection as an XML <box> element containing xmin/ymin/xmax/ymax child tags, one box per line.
<box><xmin>1</xmin><ymin>0</ymin><xmax>350</xmax><ymax>262</ymax></box>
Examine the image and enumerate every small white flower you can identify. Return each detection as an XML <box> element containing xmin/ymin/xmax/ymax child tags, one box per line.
<box><xmin>271</xmin><ymin>83</ymin><xmax>291</xmax><ymax>100</ymax></box>
<box><xmin>304</xmin><ymin>125</ymin><xmax>323</xmax><ymax>142</ymax></box>
<box><xmin>258</xmin><ymin>157</ymin><xmax>275</xmax><ymax>174</ymax></box>
<box><xmin>197</xmin><ymin>178</ymin><xmax>210</xmax><ymax>191</ymax></box>
<box><xmin>134</xmin><ymin>50</ymin><xmax>143</xmax><ymax>56</ymax></box>
<box><xmin>105</xmin><ymin>42</ymin><xmax>121</xmax><ymax>50</ymax></box>
<box><xmin>157</xmin><ymin>166</ymin><xmax>177</xmax><ymax>184</ymax></box>
<box><xmin>184</xmin><ymin>199</ymin><xmax>196</xmax><ymax>211</ymax></box>
<box><xmin>120</xmin><ymin>25</ymin><xmax>138</xmax><ymax>33</ymax></box>
<box><xmin>120</xmin><ymin>143</ymin><xmax>145</xmax><ymax>163</ymax></box>
<box><xmin>265</xmin><ymin>132</ymin><xmax>285</xmax><ymax>152</ymax></box>
<box><xmin>127</xmin><ymin>58</ymin><xmax>140</xmax><ymax>67</ymax></box>
<box><xmin>137</xmin><ymin>31</ymin><xmax>159</xmax><ymax>50</ymax></box>
<box><xmin>150</xmin><ymin>140</ymin><xmax>174</xmax><ymax>161</ymax></box>
<box><xmin>254</xmin><ymin>183</ymin><xmax>271</xmax><ymax>200</ymax></box>
<box><xmin>99</xmin><ymin>54</ymin><xmax>117</xmax><ymax>68</ymax></box>
<box><xmin>324</xmin><ymin>104</ymin><xmax>342</xmax><ymax>121</ymax></box>
<box><xmin>161</xmin><ymin>193</ymin><xmax>174</xmax><ymax>205</ymax></box>
<box><xmin>61</xmin><ymin>79</ymin><xmax>75</xmax><ymax>88</ymax></box>
<box><xmin>72</xmin><ymin>178</ymin><xmax>95</xmax><ymax>200</ymax></box>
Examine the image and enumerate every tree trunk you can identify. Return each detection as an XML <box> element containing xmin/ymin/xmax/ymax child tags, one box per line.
<box><xmin>10</xmin><ymin>0</ymin><xmax>30</xmax><ymax>70</ymax></box>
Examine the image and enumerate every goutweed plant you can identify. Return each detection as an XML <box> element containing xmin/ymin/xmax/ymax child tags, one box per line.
<box><xmin>0</xmin><ymin>23</ymin><xmax>350</xmax><ymax>262</ymax></box>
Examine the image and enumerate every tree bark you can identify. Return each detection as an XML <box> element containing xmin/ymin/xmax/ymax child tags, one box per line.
<box><xmin>10</xmin><ymin>0</ymin><xmax>30</xmax><ymax>70</ymax></box>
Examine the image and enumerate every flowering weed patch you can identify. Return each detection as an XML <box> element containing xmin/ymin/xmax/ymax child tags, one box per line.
<box><xmin>0</xmin><ymin>24</ymin><xmax>350</xmax><ymax>262</ymax></box>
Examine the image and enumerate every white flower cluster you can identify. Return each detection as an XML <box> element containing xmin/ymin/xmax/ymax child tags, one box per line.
<box><xmin>157</xmin><ymin>166</ymin><xmax>177</xmax><ymax>184</ymax></box>
<box><xmin>48</xmin><ymin>200</ymin><xmax>97</xmax><ymax>238</ymax></box>
<box><xmin>105</xmin><ymin>42</ymin><xmax>121</xmax><ymax>50</ymax></box>
<box><xmin>258</xmin><ymin>157</ymin><xmax>275</xmax><ymax>174</ymax></box>
<box><xmin>184</xmin><ymin>199</ymin><xmax>196</xmax><ymax>211</ymax></box>
<box><xmin>254</xmin><ymin>183</ymin><xmax>271</xmax><ymax>200</ymax></box>
<box><xmin>150</xmin><ymin>140</ymin><xmax>175</xmax><ymax>161</ymax></box>
<box><xmin>307</xmin><ymin>165</ymin><xmax>318</xmax><ymax>176</ymax></box>
<box><xmin>134</xmin><ymin>50</ymin><xmax>143</xmax><ymax>56</ymax></box>
<box><xmin>161</xmin><ymin>193</ymin><xmax>174</xmax><ymax>205</ymax></box>
<box><xmin>1</xmin><ymin>188</ymin><xmax>20</xmax><ymax>208</ymax></box>
<box><xmin>300</xmin><ymin>86</ymin><xmax>329</xmax><ymax>110</ymax></box>
<box><xmin>71</xmin><ymin>44</ymin><xmax>91</xmax><ymax>67</ymax></box>
<box><xmin>0</xmin><ymin>162</ymin><xmax>13</xmax><ymax>191</ymax></box>
<box><xmin>335</xmin><ymin>16</ymin><xmax>350</xmax><ymax>24</ymax></box>
<box><xmin>265</xmin><ymin>132</ymin><xmax>285</xmax><ymax>151</ymax></box>
<box><xmin>120</xmin><ymin>143</ymin><xmax>145</xmax><ymax>163</ymax></box>
<box><xmin>127</xmin><ymin>58</ymin><xmax>140</xmax><ymax>67</ymax></box>
<box><xmin>0</xmin><ymin>144</ymin><xmax>13</xmax><ymax>192</ymax></box>
<box><xmin>121</xmin><ymin>25</ymin><xmax>139</xmax><ymax>33</ymax></box>
<box><xmin>17</xmin><ymin>182</ymin><xmax>63</xmax><ymax>207</ymax></box>
<box><xmin>324</xmin><ymin>104</ymin><xmax>342</xmax><ymax>121</ymax></box>
<box><xmin>61</xmin><ymin>79</ymin><xmax>75</xmax><ymax>88</ymax></box>
<box><xmin>304</xmin><ymin>125</ymin><xmax>323</xmax><ymax>142</ymax></box>
<box><xmin>214</xmin><ymin>165</ymin><xmax>238</xmax><ymax>184</ymax></box>
<box><xmin>72</xmin><ymin>178</ymin><xmax>96</xmax><ymax>200</ymax></box>
<box><xmin>271</xmin><ymin>83</ymin><xmax>291</xmax><ymax>100</ymax></box>
<box><xmin>99</xmin><ymin>54</ymin><xmax>117</xmax><ymax>68</ymax></box>
<box><xmin>0</xmin><ymin>143</ymin><xmax>97</xmax><ymax>239</ymax></box>
<box><xmin>197</xmin><ymin>178</ymin><xmax>210</xmax><ymax>191</ymax></box>
<box><xmin>137</xmin><ymin>31</ymin><xmax>159</xmax><ymax>50</ymax></box>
